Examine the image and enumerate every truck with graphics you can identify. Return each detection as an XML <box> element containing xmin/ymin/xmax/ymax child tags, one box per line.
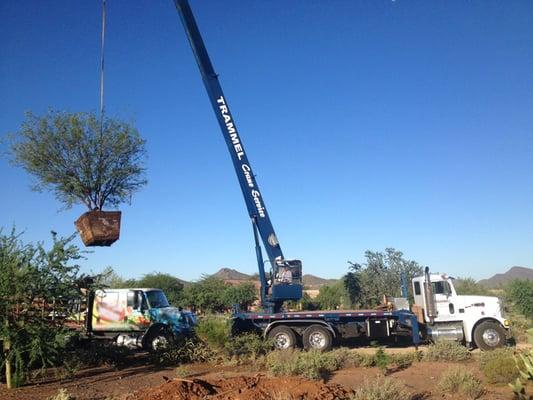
<box><xmin>70</xmin><ymin>287</ymin><xmax>196</xmax><ymax>351</ymax></box>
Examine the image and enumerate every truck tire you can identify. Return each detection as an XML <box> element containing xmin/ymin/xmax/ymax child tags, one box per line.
<box><xmin>473</xmin><ymin>321</ymin><xmax>506</xmax><ymax>351</ymax></box>
<box><xmin>268</xmin><ymin>326</ymin><xmax>297</xmax><ymax>350</ymax></box>
<box><xmin>303</xmin><ymin>325</ymin><xmax>332</xmax><ymax>352</ymax></box>
<box><xmin>145</xmin><ymin>326</ymin><xmax>173</xmax><ymax>352</ymax></box>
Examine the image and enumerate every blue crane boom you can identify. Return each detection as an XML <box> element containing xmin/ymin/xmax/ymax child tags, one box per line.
<box><xmin>173</xmin><ymin>0</ymin><xmax>302</xmax><ymax>312</ymax></box>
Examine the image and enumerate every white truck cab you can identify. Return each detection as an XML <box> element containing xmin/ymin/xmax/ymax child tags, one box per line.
<box><xmin>411</xmin><ymin>268</ymin><xmax>510</xmax><ymax>350</ymax></box>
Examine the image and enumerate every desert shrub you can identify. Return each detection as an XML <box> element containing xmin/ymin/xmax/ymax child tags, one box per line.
<box><xmin>296</xmin><ymin>350</ymin><xmax>340</xmax><ymax>379</ymax></box>
<box><xmin>438</xmin><ymin>367</ymin><xmax>484</xmax><ymax>399</ymax></box>
<box><xmin>224</xmin><ymin>332</ymin><xmax>272</xmax><ymax>360</ymax></box>
<box><xmin>374</xmin><ymin>347</ymin><xmax>390</xmax><ymax>371</ymax></box>
<box><xmin>175</xmin><ymin>365</ymin><xmax>191</xmax><ymax>378</ymax></box>
<box><xmin>424</xmin><ymin>340</ymin><xmax>471</xmax><ymax>362</ymax></box>
<box><xmin>390</xmin><ymin>352</ymin><xmax>421</xmax><ymax>370</ymax></box>
<box><xmin>351</xmin><ymin>376</ymin><xmax>411</xmax><ymax>400</ymax></box>
<box><xmin>194</xmin><ymin>315</ymin><xmax>230</xmax><ymax>351</ymax></box>
<box><xmin>266</xmin><ymin>349</ymin><xmax>340</xmax><ymax>380</ymax></box>
<box><xmin>506</xmin><ymin>280</ymin><xmax>533</xmax><ymax>319</ymax></box>
<box><xmin>47</xmin><ymin>389</ymin><xmax>74</xmax><ymax>400</ymax></box>
<box><xmin>479</xmin><ymin>348</ymin><xmax>521</xmax><ymax>384</ymax></box>
<box><xmin>151</xmin><ymin>337</ymin><xmax>213</xmax><ymax>366</ymax></box>
<box><xmin>266</xmin><ymin>349</ymin><xmax>301</xmax><ymax>376</ymax></box>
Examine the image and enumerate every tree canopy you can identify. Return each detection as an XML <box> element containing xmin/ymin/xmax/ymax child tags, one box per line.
<box><xmin>9</xmin><ymin>110</ymin><xmax>147</xmax><ymax>210</ymax></box>
<box><xmin>0</xmin><ymin>229</ymin><xmax>85</xmax><ymax>388</ymax></box>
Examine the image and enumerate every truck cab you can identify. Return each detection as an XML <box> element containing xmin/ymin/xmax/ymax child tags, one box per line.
<box><xmin>411</xmin><ymin>271</ymin><xmax>510</xmax><ymax>350</ymax></box>
<box><xmin>88</xmin><ymin>288</ymin><xmax>196</xmax><ymax>351</ymax></box>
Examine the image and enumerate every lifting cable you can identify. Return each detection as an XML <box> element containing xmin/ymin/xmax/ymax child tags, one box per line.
<box><xmin>99</xmin><ymin>0</ymin><xmax>106</xmax><ymax>134</ymax></box>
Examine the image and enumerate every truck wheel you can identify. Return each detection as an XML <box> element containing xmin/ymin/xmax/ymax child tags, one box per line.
<box><xmin>145</xmin><ymin>327</ymin><xmax>173</xmax><ymax>352</ymax></box>
<box><xmin>473</xmin><ymin>321</ymin><xmax>506</xmax><ymax>351</ymax></box>
<box><xmin>303</xmin><ymin>325</ymin><xmax>332</xmax><ymax>351</ymax></box>
<box><xmin>268</xmin><ymin>326</ymin><xmax>297</xmax><ymax>350</ymax></box>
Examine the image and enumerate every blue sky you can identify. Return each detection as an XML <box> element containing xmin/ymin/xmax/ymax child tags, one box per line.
<box><xmin>1</xmin><ymin>0</ymin><xmax>532</xmax><ymax>281</ymax></box>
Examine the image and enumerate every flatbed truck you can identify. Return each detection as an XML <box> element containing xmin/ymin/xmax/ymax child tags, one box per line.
<box><xmin>173</xmin><ymin>0</ymin><xmax>511</xmax><ymax>352</ymax></box>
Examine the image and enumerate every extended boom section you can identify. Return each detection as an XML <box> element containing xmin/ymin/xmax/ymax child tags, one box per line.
<box><xmin>174</xmin><ymin>0</ymin><xmax>302</xmax><ymax>311</ymax></box>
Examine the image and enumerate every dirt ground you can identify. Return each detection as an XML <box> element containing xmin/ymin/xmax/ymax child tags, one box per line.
<box><xmin>0</xmin><ymin>346</ymin><xmax>526</xmax><ymax>400</ymax></box>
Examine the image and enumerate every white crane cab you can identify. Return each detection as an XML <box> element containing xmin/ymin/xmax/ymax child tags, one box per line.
<box><xmin>412</xmin><ymin>268</ymin><xmax>511</xmax><ymax>350</ymax></box>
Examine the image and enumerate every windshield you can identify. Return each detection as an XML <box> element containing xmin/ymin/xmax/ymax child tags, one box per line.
<box><xmin>145</xmin><ymin>290</ymin><xmax>170</xmax><ymax>308</ymax></box>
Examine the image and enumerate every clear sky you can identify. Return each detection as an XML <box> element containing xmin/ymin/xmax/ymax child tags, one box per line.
<box><xmin>1</xmin><ymin>0</ymin><xmax>532</xmax><ymax>282</ymax></box>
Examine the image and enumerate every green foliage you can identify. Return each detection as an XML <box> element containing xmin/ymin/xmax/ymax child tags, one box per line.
<box><xmin>479</xmin><ymin>348</ymin><xmax>521</xmax><ymax>384</ymax></box>
<box><xmin>316</xmin><ymin>280</ymin><xmax>347</xmax><ymax>310</ymax></box>
<box><xmin>9</xmin><ymin>110</ymin><xmax>147</xmax><ymax>210</ymax></box>
<box><xmin>438</xmin><ymin>367</ymin><xmax>484</xmax><ymax>399</ymax></box>
<box><xmin>222</xmin><ymin>282</ymin><xmax>257</xmax><ymax>310</ymax></box>
<box><xmin>348</xmin><ymin>248</ymin><xmax>423</xmax><ymax>308</ymax></box>
<box><xmin>507</xmin><ymin>279</ymin><xmax>533</xmax><ymax>319</ymax></box>
<box><xmin>0</xmin><ymin>229</ymin><xmax>85</xmax><ymax>388</ymax></box>
<box><xmin>374</xmin><ymin>347</ymin><xmax>390</xmax><ymax>371</ymax></box>
<box><xmin>454</xmin><ymin>277</ymin><xmax>491</xmax><ymax>296</ymax></box>
<box><xmin>351</xmin><ymin>376</ymin><xmax>411</xmax><ymax>400</ymax></box>
<box><xmin>180</xmin><ymin>276</ymin><xmax>229</xmax><ymax>313</ymax></box>
<box><xmin>390</xmin><ymin>351</ymin><xmax>422</xmax><ymax>369</ymax></box>
<box><xmin>424</xmin><ymin>340</ymin><xmax>471</xmax><ymax>362</ymax></box>
<box><xmin>266</xmin><ymin>349</ymin><xmax>341</xmax><ymax>380</ymax></box>
<box><xmin>151</xmin><ymin>337</ymin><xmax>213</xmax><ymax>366</ymax></box>
<box><xmin>175</xmin><ymin>365</ymin><xmax>191</xmax><ymax>378</ymax></box>
<box><xmin>136</xmin><ymin>272</ymin><xmax>184</xmax><ymax>306</ymax></box>
<box><xmin>343</xmin><ymin>269</ymin><xmax>361</xmax><ymax>308</ymax></box>
<box><xmin>194</xmin><ymin>315</ymin><xmax>230</xmax><ymax>351</ymax></box>
<box><xmin>224</xmin><ymin>333</ymin><xmax>272</xmax><ymax>360</ymax></box>
<box><xmin>509</xmin><ymin>349</ymin><xmax>532</xmax><ymax>399</ymax></box>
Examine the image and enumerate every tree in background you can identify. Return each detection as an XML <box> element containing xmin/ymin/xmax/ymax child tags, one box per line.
<box><xmin>180</xmin><ymin>276</ymin><xmax>228</xmax><ymax>313</ymax></box>
<box><xmin>136</xmin><ymin>272</ymin><xmax>184</xmax><ymax>306</ymax></box>
<box><xmin>506</xmin><ymin>279</ymin><xmax>533</xmax><ymax>319</ymax></box>
<box><xmin>453</xmin><ymin>277</ymin><xmax>491</xmax><ymax>296</ymax></box>
<box><xmin>347</xmin><ymin>248</ymin><xmax>424</xmax><ymax>308</ymax></box>
<box><xmin>0</xmin><ymin>229</ymin><xmax>84</xmax><ymax>388</ymax></box>
<box><xmin>223</xmin><ymin>282</ymin><xmax>257</xmax><ymax>310</ymax></box>
<box><xmin>343</xmin><ymin>263</ymin><xmax>362</xmax><ymax>307</ymax></box>
<box><xmin>316</xmin><ymin>281</ymin><xmax>347</xmax><ymax>310</ymax></box>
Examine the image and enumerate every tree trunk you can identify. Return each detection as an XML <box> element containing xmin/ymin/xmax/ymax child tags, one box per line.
<box><xmin>3</xmin><ymin>337</ymin><xmax>12</xmax><ymax>389</ymax></box>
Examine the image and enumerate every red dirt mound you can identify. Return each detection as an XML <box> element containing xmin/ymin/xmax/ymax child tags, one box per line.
<box><xmin>125</xmin><ymin>374</ymin><xmax>354</xmax><ymax>400</ymax></box>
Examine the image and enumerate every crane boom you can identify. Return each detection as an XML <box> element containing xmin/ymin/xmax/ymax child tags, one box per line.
<box><xmin>173</xmin><ymin>0</ymin><xmax>302</xmax><ymax>311</ymax></box>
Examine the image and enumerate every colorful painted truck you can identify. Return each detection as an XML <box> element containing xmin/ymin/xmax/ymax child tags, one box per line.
<box><xmin>71</xmin><ymin>288</ymin><xmax>196</xmax><ymax>351</ymax></box>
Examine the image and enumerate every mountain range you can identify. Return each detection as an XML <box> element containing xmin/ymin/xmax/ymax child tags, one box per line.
<box><xmin>208</xmin><ymin>266</ymin><xmax>532</xmax><ymax>288</ymax></box>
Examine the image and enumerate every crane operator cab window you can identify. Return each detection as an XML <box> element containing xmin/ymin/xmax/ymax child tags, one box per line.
<box><xmin>275</xmin><ymin>260</ymin><xmax>302</xmax><ymax>285</ymax></box>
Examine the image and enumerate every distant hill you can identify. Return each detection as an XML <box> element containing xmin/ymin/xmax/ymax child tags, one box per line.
<box><xmin>303</xmin><ymin>274</ymin><xmax>338</xmax><ymax>288</ymax></box>
<box><xmin>479</xmin><ymin>266</ymin><xmax>533</xmax><ymax>288</ymax></box>
<box><xmin>211</xmin><ymin>268</ymin><xmax>252</xmax><ymax>281</ymax></box>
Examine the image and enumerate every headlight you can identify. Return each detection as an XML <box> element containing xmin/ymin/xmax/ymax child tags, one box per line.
<box><xmin>504</xmin><ymin>319</ymin><xmax>510</xmax><ymax>328</ymax></box>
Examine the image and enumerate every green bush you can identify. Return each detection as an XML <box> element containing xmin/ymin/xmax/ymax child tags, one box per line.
<box><xmin>438</xmin><ymin>367</ymin><xmax>484</xmax><ymax>399</ymax></box>
<box><xmin>151</xmin><ymin>337</ymin><xmax>213</xmax><ymax>366</ymax></box>
<box><xmin>351</xmin><ymin>376</ymin><xmax>411</xmax><ymax>400</ymax></box>
<box><xmin>266</xmin><ymin>349</ymin><xmax>341</xmax><ymax>380</ymax></box>
<box><xmin>507</xmin><ymin>280</ymin><xmax>533</xmax><ymax>319</ymax></box>
<box><xmin>266</xmin><ymin>349</ymin><xmax>301</xmax><ymax>376</ymax></box>
<box><xmin>390</xmin><ymin>352</ymin><xmax>421</xmax><ymax>369</ymax></box>
<box><xmin>424</xmin><ymin>340</ymin><xmax>471</xmax><ymax>362</ymax></box>
<box><xmin>224</xmin><ymin>333</ymin><xmax>272</xmax><ymax>360</ymax></box>
<box><xmin>194</xmin><ymin>315</ymin><xmax>230</xmax><ymax>351</ymax></box>
<box><xmin>479</xmin><ymin>348</ymin><xmax>521</xmax><ymax>384</ymax></box>
<box><xmin>374</xmin><ymin>347</ymin><xmax>390</xmax><ymax>371</ymax></box>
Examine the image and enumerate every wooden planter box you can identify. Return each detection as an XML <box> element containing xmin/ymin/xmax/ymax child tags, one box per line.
<box><xmin>75</xmin><ymin>210</ymin><xmax>121</xmax><ymax>247</ymax></box>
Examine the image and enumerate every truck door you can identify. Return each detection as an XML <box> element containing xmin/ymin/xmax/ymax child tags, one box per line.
<box><xmin>432</xmin><ymin>280</ymin><xmax>457</xmax><ymax>322</ymax></box>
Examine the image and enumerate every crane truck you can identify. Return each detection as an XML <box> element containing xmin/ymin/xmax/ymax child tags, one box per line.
<box><xmin>173</xmin><ymin>0</ymin><xmax>511</xmax><ymax>351</ymax></box>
